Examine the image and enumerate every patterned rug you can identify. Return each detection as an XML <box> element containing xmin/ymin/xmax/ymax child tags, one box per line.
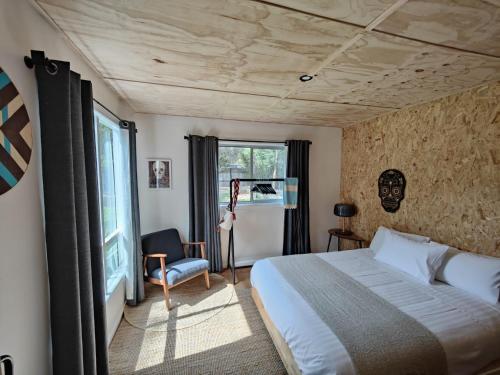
<box><xmin>109</xmin><ymin>274</ymin><xmax>286</xmax><ymax>374</ymax></box>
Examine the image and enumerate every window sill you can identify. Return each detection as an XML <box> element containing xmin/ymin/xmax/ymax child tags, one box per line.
<box><xmin>219</xmin><ymin>202</ymin><xmax>284</xmax><ymax>209</ymax></box>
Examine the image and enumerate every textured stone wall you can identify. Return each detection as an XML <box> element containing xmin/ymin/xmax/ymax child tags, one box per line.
<box><xmin>341</xmin><ymin>82</ymin><xmax>500</xmax><ymax>257</ymax></box>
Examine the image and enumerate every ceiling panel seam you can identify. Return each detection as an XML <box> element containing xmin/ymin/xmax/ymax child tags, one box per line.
<box><xmin>371</xmin><ymin>30</ymin><xmax>500</xmax><ymax>59</ymax></box>
<box><xmin>248</xmin><ymin>0</ymin><xmax>500</xmax><ymax>59</ymax></box>
<box><xmin>132</xmin><ymin>111</ymin><xmax>362</xmax><ymax>128</ymax></box>
<box><xmin>103</xmin><ymin>77</ymin><xmax>400</xmax><ymax>110</ymax></box>
<box><xmin>256</xmin><ymin>0</ymin><xmax>408</xmax><ymax>122</ymax></box>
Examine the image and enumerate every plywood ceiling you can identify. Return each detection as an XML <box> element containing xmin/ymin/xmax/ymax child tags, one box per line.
<box><xmin>35</xmin><ymin>0</ymin><xmax>500</xmax><ymax>127</ymax></box>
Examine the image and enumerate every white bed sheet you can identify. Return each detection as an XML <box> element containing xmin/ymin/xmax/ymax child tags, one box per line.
<box><xmin>251</xmin><ymin>249</ymin><xmax>500</xmax><ymax>375</ymax></box>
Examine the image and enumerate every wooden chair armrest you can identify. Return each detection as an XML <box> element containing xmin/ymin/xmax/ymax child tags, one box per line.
<box><xmin>144</xmin><ymin>253</ymin><xmax>167</xmax><ymax>258</ymax></box>
<box><xmin>182</xmin><ymin>242</ymin><xmax>207</xmax><ymax>259</ymax></box>
<box><xmin>143</xmin><ymin>253</ymin><xmax>167</xmax><ymax>278</ymax></box>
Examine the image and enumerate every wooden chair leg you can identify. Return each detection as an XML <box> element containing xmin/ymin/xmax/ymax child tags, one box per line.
<box><xmin>204</xmin><ymin>270</ymin><xmax>210</xmax><ymax>289</ymax></box>
<box><xmin>159</xmin><ymin>256</ymin><xmax>171</xmax><ymax>310</ymax></box>
<box><xmin>162</xmin><ymin>282</ymin><xmax>171</xmax><ymax>310</ymax></box>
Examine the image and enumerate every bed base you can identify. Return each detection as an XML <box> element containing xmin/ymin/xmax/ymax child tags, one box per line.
<box><xmin>252</xmin><ymin>287</ymin><xmax>301</xmax><ymax>375</ymax></box>
<box><xmin>252</xmin><ymin>287</ymin><xmax>500</xmax><ymax>375</ymax></box>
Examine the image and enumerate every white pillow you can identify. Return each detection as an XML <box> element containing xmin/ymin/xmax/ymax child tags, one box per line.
<box><xmin>436</xmin><ymin>247</ymin><xmax>500</xmax><ymax>304</ymax></box>
<box><xmin>374</xmin><ymin>231</ymin><xmax>448</xmax><ymax>283</ymax></box>
<box><xmin>370</xmin><ymin>226</ymin><xmax>430</xmax><ymax>253</ymax></box>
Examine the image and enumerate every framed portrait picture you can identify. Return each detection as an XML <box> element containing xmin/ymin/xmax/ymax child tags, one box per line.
<box><xmin>148</xmin><ymin>158</ymin><xmax>171</xmax><ymax>189</ymax></box>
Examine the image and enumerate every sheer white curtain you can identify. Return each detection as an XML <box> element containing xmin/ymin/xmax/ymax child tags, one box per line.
<box><xmin>95</xmin><ymin>111</ymin><xmax>136</xmax><ymax>300</ymax></box>
<box><xmin>117</xmin><ymin>121</ymin><xmax>144</xmax><ymax>304</ymax></box>
<box><xmin>95</xmin><ymin>109</ymin><xmax>143</xmax><ymax>307</ymax></box>
<box><xmin>116</xmin><ymin>129</ymin><xmax>136</xmax><ymax>301</ymax></box>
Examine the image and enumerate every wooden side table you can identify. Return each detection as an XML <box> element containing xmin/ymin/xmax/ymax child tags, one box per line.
<box><xmin>327</xmin><ymin>228</ymin><xmax>365</xmax><ymax>252</ymax></box>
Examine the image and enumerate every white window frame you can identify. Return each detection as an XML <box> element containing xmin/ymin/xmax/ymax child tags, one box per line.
<box><xmin>218</xmin><ymin>141</ymin><xmax>287</xmax><ymax>205</ymax></box>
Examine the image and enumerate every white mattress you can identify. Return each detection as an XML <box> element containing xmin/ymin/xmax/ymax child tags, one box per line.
<box><xmin>251</xmin><ymin>249</ymin><xmax>500</xmax><ymax>375</ymax></box>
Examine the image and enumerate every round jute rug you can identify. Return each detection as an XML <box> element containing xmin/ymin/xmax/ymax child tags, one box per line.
<box><xmin>124</xmin><ymin>274</ymin><xmax>235</xmax><ymax>332</ymax></box>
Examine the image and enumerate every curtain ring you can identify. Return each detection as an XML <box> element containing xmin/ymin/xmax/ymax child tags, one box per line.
<box><xmin>121</xmin><ymin>121</ymin><xmax>129</xmax><ymax>128</ymax></box>
<box><xmin>45</xmin><ymin>60</ymin><xmax>58</xmax><ymax>75</ymax></box>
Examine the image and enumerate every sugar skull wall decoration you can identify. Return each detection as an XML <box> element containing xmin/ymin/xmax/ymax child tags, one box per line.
<box><xmin>378</xmin><ymin>169</ymin><xmax>406</xmax><ymax>213</ymax></box>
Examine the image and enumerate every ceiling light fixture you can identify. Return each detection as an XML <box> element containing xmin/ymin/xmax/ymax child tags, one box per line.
<box><xmin>299</xmin><ymin>74</ymin><xmax>313</xmax><ymax>82</ymax></box>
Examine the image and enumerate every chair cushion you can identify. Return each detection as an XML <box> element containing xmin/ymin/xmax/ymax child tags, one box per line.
<box><xmin>142</xmin><ymin>229</ymin><xmax>185</xmax><ymax>275</ymax></box>
<box><xmin>151</xmin><ymin>258</ymin><xmax>209</xmax><ymax>286</ymax></box>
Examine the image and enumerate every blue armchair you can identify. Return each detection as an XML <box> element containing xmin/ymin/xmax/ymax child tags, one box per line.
<box><xmin>142</xmin><ymin>228</ymin><xmax>210</xmax><ymax>310</ymax></box>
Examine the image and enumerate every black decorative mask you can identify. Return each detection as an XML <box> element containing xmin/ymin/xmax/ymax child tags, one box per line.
<box><xmin>378</xmin><ymin>169</ymin><xmax>406</xmax><ymax>213</ymax></box>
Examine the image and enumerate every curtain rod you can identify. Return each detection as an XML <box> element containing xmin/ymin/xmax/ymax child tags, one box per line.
<box><xmin>24</xmin><ymin>50</ymin><xmax>57</xmax><ymax>73</ymax></box>
<box><xmin>93</xmin><ymin>98</ymin><xmax>124</xmax><ymax>123</ymax></box>
<box><xmin>183</xmin><ymin>136</ymin><xmax>311</xmax><ymax>145</ymax></box>
<box><xmin>94</xmin><ymin>100</ymin><xmax>137</xmax><ymax>132</ymax></box>
<box><xmin>24</xmin><ymin>50</ymin><xmax>132</xmax><ymax>129</ymax></box>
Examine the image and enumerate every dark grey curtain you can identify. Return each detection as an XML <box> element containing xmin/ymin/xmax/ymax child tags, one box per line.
<box><xmin>34</xmin><ymin>58</ymin><xmax>108</xmax><ymax>374</ymax></box>
<box><xmin>124</xmin><ymin>121</ymin><xmax>144</xmax><ymax>306</ymax></box>
<box><xmin>188</xmin><ymin>135</ymin><xmax>222</xmax><ymax>272</ymax></box>
<box><xmin>283</xmin><ymin>140</ymin><xmax>311</xmax><ymax>255</ymax></box>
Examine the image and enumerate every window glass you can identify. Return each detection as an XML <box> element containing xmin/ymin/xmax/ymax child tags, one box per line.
<box><xmin>104</xmin><ymin>239</ymin><xmax>121</xmax><ymax>284</ymax></box>
<box><xmin>218</xmin><ymin>143</ymin><xmax>286</xmax><ymax>204</ymax></box>
<box><xmin>253</xmin><ymin>147</ymin><xmax>286</xmax><ymax>202</ymax></box>
<box><xmin>97</xmin><ymin>124</ymin><xmax>117</xmax><ymax>239</ymax></box>
<box><xmin>219</xmin><ymin>146</ymin><xmax>251</xmax><ymax>202</ymax></box>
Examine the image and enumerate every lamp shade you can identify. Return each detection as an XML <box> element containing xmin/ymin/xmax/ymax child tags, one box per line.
<box><xmin>334</xmin><ymin>203</ymin><xmax>356</xmax><ymax>217</ymax></box>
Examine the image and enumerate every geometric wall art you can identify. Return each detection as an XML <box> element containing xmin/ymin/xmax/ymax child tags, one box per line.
<box><xmin>0</xmin><ymin>66</ymin><xmax>32</xmax><ymax>195</ymax></box>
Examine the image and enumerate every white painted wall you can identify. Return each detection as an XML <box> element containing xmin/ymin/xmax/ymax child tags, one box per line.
<box><xmin>0</xmin><ymin>1</ymin><xmax>131</xmax><ymax>374</ymax></box>
<box><xmin>135</xmin><ymin>114</ymin><xmax>342</xmax><ymax>267</ymax></box>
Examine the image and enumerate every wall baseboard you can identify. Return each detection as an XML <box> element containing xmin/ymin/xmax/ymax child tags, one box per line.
<box><xmin>235</xmin><ymin>255</ymin><xmax>277</xmax><ymax>267</ymax></box>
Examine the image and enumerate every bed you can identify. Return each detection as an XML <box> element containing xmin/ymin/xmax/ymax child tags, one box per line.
<box><xmin>251</xmin><ymin>249</ymin><xmax>500</xmax><ymax>375</ymax></box>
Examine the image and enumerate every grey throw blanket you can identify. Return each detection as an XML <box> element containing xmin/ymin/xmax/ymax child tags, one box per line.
<box><xmin>270</xmin><ymin>255</ymin><xmax>447</xmax><ymax>375</ymax></box>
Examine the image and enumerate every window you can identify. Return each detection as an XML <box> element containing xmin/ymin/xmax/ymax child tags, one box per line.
<box><xmin>219</xmin><ymin>142</ymin><xmax>286</xmax><ymax>204</ymax></box>
<box><xmin>95</xmin><ymin>111</ymin><xmax>127</xmax><ymax>294</ymax></box>
<box><xmin>97</xmin><ymin>124</ymin><xmax>117</xmax><ymax>238</ymax></box>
